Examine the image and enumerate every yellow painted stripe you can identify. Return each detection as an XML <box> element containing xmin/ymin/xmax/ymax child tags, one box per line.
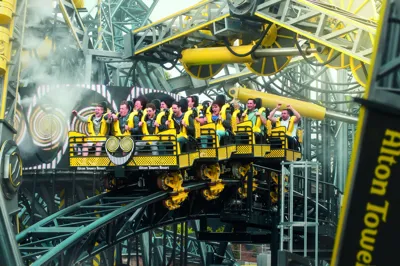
<box><xmin>272</xmin><ymin>57</ymin><xmax>279</xmax><ymax>72</ymax></box>
<box><xmin>261</xmin><ymin>57</ymin><xmax>266</xmax><ymax>74</ymax></box>
<box><xmin>58</xmin><ymin>0</ymin><xmax>82</xmax><ymax>50</ymax></box>
<box><xmin>330</xmin><ymin>0</ymin><xmax>387</xmax><ymax>264</ymax></box>
<box><xmin>113</xmin><ymin>248</ymin><xmax>117</xmax><ymax>266</ymax></box>
<box><xmin>353</xmin><ymin>0</ymin><xmax>370</xmax><ymax>16</ymax></box>
<box><xmin>276</xmin><ymin>34</ymin><xmax>294</xmax><ymax>39</ymax></box>
<box><xmin>369</xmin><ymin>32</ymin><xmax>375</xmax><ymax>45</ymax></box>
<box><xmin>346</xmin><ymin>0</ymin><xmax>354</xmax><ymax>11</ymax></box>
<box><xmin>93</xmin><ymin>257</ymin><xmax>99</xmax><ymax>266</ymax></box>
<box><xmin>354</xmin><ymin>63</ymin><xmax>362</xmax><ymax>71</ymax></box>
<box><xmin>59</xmin><ymin>188</ymin><xmax>65</xmax><ymax>209</ymax></box>
<box><xmin>0</xmin><ymin>4</ymin><xmax>16</xmax><ymax>119</ymax></box>
<box><xmin>93</xmin><ymin>242</ymin><xmax>100</xmax><ymax>266</ymax></box>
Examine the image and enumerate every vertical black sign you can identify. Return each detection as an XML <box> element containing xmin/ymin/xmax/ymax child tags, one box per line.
<box><xmin>332</xmin><ymin>109</ymin><xmax>400</xmax><ymax>265</ymax></box>
<box><xmin>332</xmin><ymin>1</ymin><xmax>400</xmax><ymax>265</ymax></box>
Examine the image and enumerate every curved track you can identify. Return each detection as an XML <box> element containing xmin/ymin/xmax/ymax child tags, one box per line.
<box><xmin>16</xmin><ymin>180</ymin><xmax>241</xmax><ymax>265</ymax></box>
<box><xmin>17</xmin><ymin>166</ymin><xmax>338</xmax><ymax>265</ymax></box>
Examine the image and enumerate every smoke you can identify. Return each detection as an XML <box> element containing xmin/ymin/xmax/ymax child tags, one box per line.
<box><xmin>20</xmin><ymin>95</ymin><xmax>34</xmax><ymax>108</ymax></box>
<box><xmin>22</xmin><ymin>33</ymin><xmax>46</xmax><ymax>50</ymax></box>
<box><xmin>25</xmin><ymin>0</ymin><xmax>54</xmax><ymax>28</ymax></box>
<box><xmin>20</xmin><ymin>85</ymin><xmax>88</xmax><ymax>115</ymax></box>
<box><xmin>17</xmin><ymin>0</ymin><xmax>89</xmax><ymax>166</ymax></box>
<box><xmin>42</xmin><ymin>86</ymin><xmax>88</xmax><ymax>115</ymax></box>
<box><xmin>21</xmin><ymin>0</ymin><xmax>83</xmax><ymax>86</ymax></box>
<box><xmin>19</xmin><ymin>144</ymin><xmax>38</xmax><ymax>160</ymax></box>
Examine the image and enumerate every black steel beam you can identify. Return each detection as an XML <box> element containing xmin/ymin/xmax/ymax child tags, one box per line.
<box><xmin>17</xmin><ymin>182</ymin><xmax>239</xmax><ymax>265</ymax></box>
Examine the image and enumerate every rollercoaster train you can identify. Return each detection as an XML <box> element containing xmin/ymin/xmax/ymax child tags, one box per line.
<box><xmin>17</xmin><ymin>84</ymin><xmax>332</xmax><ymax>211</ymax></box>
<box><xmin>66</xmin><ymin>86</ymin><xmax>310</xmax><ymax>210</ymax></box>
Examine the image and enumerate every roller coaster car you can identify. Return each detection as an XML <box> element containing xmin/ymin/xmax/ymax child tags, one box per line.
<box><xmin>232</xmin><ymin>121</ymin><xmax>271</xmax><ymax>159</ymax></box>
<box><xmin>266</xmin><ymin>126</ymin><xmax>302</xmax><ymax>162</ymax></box>
<box><xmin>197</xmin><ymin>123</ymin><xmax>236</xmax><ymax>162</ymax></box>
<box><xmin>68</xmin><ymin>123</ymin><xmax>301</xmax><ymax>170</ymax></box>
<box><xmin>68</xmin><ymin>130</ymin><xmax>199</xmax><ymax>170</ymax></box>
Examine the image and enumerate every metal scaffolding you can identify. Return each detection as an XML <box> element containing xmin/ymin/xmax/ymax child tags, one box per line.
<box><xmin>0</xmin><ymin>0</ymin><xmax>391</xmax><ymax>265</ymax></box>
<box><xmin>279</xmin><ymin>161</ymin><xmax>320</xmax><ymax>265</ymax></box>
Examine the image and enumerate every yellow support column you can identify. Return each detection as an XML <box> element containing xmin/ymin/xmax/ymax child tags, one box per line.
<box><xmin>72</xmin><ymin>0</ymin><xmax>85</xmax><ymax>9</ymax></box>
<box><xmin>228</xmin><ymin>87</ymin><xmax>326</xmax><ymax>121</ymax></box>
<box><xmin>0</xmin><ymin>0</ymin><xmax>15</xmax><ymax>24</ymax></box>
<box><xmin>181</xmin><ymin>45</ymin><xmax>254</xmax><ymax>65</ymax></box>
<box><xmin>0</xmin><ymin>27</ymin><xmax>10</xmax><ymax>75</ymax></box>
<box><xmin>0</xmin><ymin>0</ymin><xmax>15</xmax><ymax>120</ymax></box>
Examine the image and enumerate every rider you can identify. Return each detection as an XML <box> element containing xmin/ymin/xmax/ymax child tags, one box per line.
<box><xmin>136</xmin><ymin>103</ymin><xmax>160</xmax><ymax>155</ymax></box>
<box><xmin>268</xmin><ymin>103</ymin><xmax>301</xmax><ymax>149</ymax></box>
<box><xmin>166</xmin><ymin>99</ymin><xmax>195</xmax><ymax>151</ymax></box>
<box><xmin>72</xmin><ymin>102</ymin><xmax>112</xmax><ymax>156</ymax></box>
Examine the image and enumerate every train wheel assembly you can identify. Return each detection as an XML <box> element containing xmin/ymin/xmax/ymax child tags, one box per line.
<box><xmin>157</xmin><ymin>172</ymin><xmax>188</xmax><ymax>210</ymax></box>
<box><xmin>200</xmin><ymin>163</ymin><xmax>225</xmax><ymax>201</ymax></box>
<box><xmin>237</xmin><ymin>164</ymin><xmax>258</xmax><ymax>198</ymax></box>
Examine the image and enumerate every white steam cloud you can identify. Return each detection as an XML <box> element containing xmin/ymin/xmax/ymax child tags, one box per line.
<box><xmin>21</xmin><ymin>85</ymin><xmax>88</xmax><ymax>116</ymax></box>
<box><xmin>18</xmin><ymin>0</ymin><xmax>88</xmax><ymax>166</ymax></box>
<box><xmin>25</xmin><ymin>0</ymin><xmax>54</xmax><ymax>28</ymax></box>
<box><xmin>42</xmin><ymin>86</ymin><xmax>87</xmax><ymax>115</ymax></box>
<box><xmin>21</xmin><ymin>0</ymin><xmax>82</xmax><ymax>86</ymax></box>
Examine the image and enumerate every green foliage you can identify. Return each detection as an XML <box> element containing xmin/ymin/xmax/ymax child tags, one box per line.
<box><xmin>215</xmin><ymin>225</ymin><xmax>225</xmax><ymax>233</ymax></box>
<box><xmin>206</xmin><ymin>225</ymin><xmax>225</xmax><ymax>233</ymax></box>
<box><xmin>232</xmin><ymin>250</ymin><xmax>240</xmax><ymax>259</ymax></box>
<box><xmin>165</xmin><ymin>224</ymin><xmax>194</xmax><ymax>234</ymax></box>
<box><xmin>164</xmin><ymin>71</ymin><xmax>171</xmax><ymax>80</ymax></box>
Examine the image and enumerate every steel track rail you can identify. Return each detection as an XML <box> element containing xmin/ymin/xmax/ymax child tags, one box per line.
<box><xmin>17</xmin><ymin>180</ymin><xmax>240</xmax><ymax>265</ymax></box>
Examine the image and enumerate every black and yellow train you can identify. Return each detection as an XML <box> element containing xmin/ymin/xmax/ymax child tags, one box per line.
<box><xmin>67</xmin><ymin>87</ymin><xmax>335</xmax><ymax>210</ymax></box>
<box><xmin>68</xmin><ymin>117</ymin><xmax>301</xmax><ymax>210</ymax></box>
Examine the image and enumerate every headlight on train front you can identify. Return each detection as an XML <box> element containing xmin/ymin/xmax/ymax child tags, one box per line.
<box><xmin>120</xmin><ymin>136</ymin><xmax>134</xmax><ymax>152</ymax></box>
<box><xmin>106</xmin><ymin>136</ymin><xmax>119</xmax><ymax>153</ymax></box>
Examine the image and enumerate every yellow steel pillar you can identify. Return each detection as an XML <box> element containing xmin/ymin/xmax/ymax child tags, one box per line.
<box><xmin>0</xmin><ymin>0</ymin><xmax>16</xmax><ymax>121</ymax></box>
<box><xmin>0</xmin><ymin>0</ymin><xmax>27</xmax><ymax>195</ymax></box>
<box><xmin>228</xmin><ymin>87</ymin><xmax>358</xmax><ymax>124</ymax></box>
<box><xmin>0</xmin><ymin>0</ymin><xmax>28</xmax><ymax>264</ymax></box>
